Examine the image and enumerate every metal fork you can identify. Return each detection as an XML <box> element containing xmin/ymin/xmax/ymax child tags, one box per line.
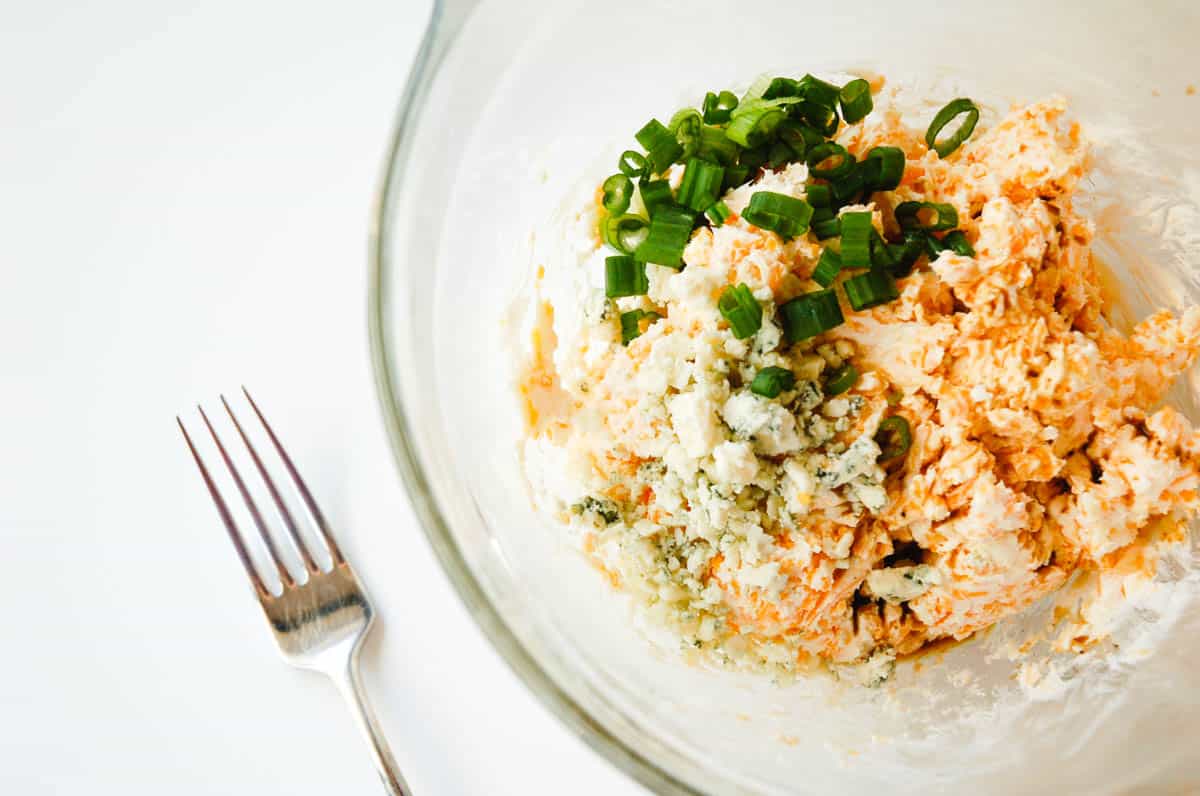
<box><xmin>177</xmin><ymin>388</ymin><xmax>410</xmax><ymax>795</ymax></box>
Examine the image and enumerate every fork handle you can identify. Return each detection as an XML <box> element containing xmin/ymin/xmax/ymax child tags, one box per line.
<box><xmin>331</xmin><ymin>661</ymin><xmax>411</xmax><ymax>795</ymax></box>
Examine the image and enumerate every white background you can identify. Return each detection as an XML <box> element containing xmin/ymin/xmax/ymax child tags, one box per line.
<box><xmin>1</xmin><ymin>1</ymin><xmax>643</xmax><ymax>793</ymax></box>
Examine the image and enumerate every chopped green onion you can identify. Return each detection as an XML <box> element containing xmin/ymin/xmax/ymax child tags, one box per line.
<box><xmin>717</xmin><ymin>283</ymin><xmax>763</xmax><ymax>339</ymax></box>
<box><xmin>780</xmin><ymin>289</ymin><xmax>844</xmax><ymax>342</ymax></box>
<box><xmin>639</xmin><ymin>179</ymin><xmax>673</xmax><ymax>217</ymax></box>
<box><xmin>806</xmin><ymin>142</ymin><xmax>854</xmax><ymax>180</ymax></box>
<box><xmin>702</xmin><ymin>90</ymin><xmax>739</xmax><ymax>125</ymax></box>
<box><xmin>796</xmin><ymin>100</ymin><xmax>839</xmax><ymax>136</ymax></box>
<box><xmin>797</xmin><ymin>74</ymin><xmax>841</xmax><ymax>109</ymax></box>
<box><xmin>636</xmin><ymin>119</ymin><xmax>684</xmax><ymax>174</ymax></box>
<box><xmin>863</xmin><ymin>146</ymin><xmax>905</xmax><ymax>191</ymax></box>
<box><xmin>726</xmin><ymin>101</ymin><xmax>787</xmax><ymax>147</ymax></box>
<box><xmin>738</xmin><ymin>144</ymin><xmax>769</xmax><ymax>171</ymax></box>
<box><xmin>925</xmin><ymin>98</ymin><xmax>980</xmax><ymax>158</ymax></box>
<box><xmin>601</xmin><ymin>174</ymin><xmax>633</xmax><ymax>215</ymax></box>
<box><xmin>741</xmin><ymin>74</ymin><xmax>775</xmax><ymax>103</ymax></box>
<box><xmin>838</xmin><ymin>211</ymin><xmax>874</xmax><ymax>268</ymax></box>
<box><xmin>775</xmin><ymin>119</ymin><xmax>811</xmax><ymax>159</ymax></box>
<box><xmin>875</xmin><ymin>415</ymin><xmax>912</xmax><ymax>460</ymax></box>
<box><xmin>669</xmin><ymin>108</ymin><xmax>705</xmax><ymax>158</ymax></box>
<box><xmin>742</xmin><ymin>191</ymin><xmax>814</xmax><ymax>240</ymax></box>
<box><xmin>601</xmin><ymin>214</ymin><xmax>648</xmax><ymax>254</ymax></box>
<box><xmin>869</xmin><ymin>231</ymin><xmax>896</xmax><ymax>271</ymax></box>
<box><xmin>843</xmin><ymin>268</ymin><xmax>899</xmax><ymax>310</ymax></box>
<box><xmin>805</xmin><ymin>183</ymin><xmax>832</xmax><ymax>208</ymax></box>
<box><xmin>793</xmin><ymin>74</ymin><xmax>842</xmax><ymax>136</ymax></box>
<box><xmin>764</xmin><ymin>77</ymin><xmax>801</xmax><ymax>99</ymax></box>
<box><xmin>768</xmin><ymin>140</ymin><xmax>795</xmax><ymax>169</ymax></box>
<box><xmin>677</xmin><ymin>158</ymin><xmax>725</xmax><ymax>213</ymax></box>
<box><xmin>723</xmin><ymin>164</ymin><xmax>752</xmax><ymax>191</ymax></box>
<box><xmin>888</xmin><ymin>232</ymin><xmax>927</xmax><ymax>277</ymax></box>
<box><xmin>605</xmin><ymin>255</ymin><xmax>648</xmax><ymax>298</ymax></box>
<box><xmin>831</xmin><ymin>162</ymin><xmax>868</xmax><ymax>204</ymax></box>
<box><xmin>634</xmin><ymin>205</ymin><xmax>695</xmax><ymax>268</ymax></box>
<box><xmin>619</xmin><ymin>151</ymin><xmax>648</xmax><ymax>180</ymax></box>
<box><xmin>811</xmin><ymin>247</ymin><xmax>843</xmax><ymax>287</ymax></box>
<box><xmin>706</xmin><ymin>201</ymin><xmax>733</xmax><ymax>227</ymax></box>
<box><xmin>942</xmin><ymin>230</ymin><xmax>975</xmax><ymax>256</ymax></box>
<box><xmin>824</xmin><ymin>363</ymin><xmax>859</xmax><ymax>395</ymax></box>
<box><xmin>697</xmin><ymin>125</ymin><xmax>740</xmax><ymax>165</ymax></box>
<box><xmin>895</xmin><ymin>201</ymin><xmax>958</xmax><ymax>231</ymax></box>
<box><xmin>620</xmin><ymin>309</ymin><xmax>658</xmax><ymax>345</ymax></box>
<box><xmin>811</xmin><ymin>209</ymin><xmax>841</xmax><ymax>240</ymax></box>
<box><xmin>750</xmin><ymin>366</ymin><xmax>796</xmax><ymax>398</ymax></box>
<box><xmin>839</xmin><ymin>78</ymin><xmax>873</xmax><ymax>124</ymax></box>
<box><xmin>920</xmin><ymin>231</ymin><xmax>946</xmax><ymax>259</ymax></box>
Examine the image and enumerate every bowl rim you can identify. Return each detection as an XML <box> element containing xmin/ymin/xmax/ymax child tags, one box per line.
<box><xmin>366</xmin><ymin>2</ymin><xmax>700</xmax><ymax>793</ymax></box>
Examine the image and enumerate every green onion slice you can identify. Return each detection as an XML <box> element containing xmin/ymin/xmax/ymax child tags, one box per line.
<box><xmin>864</xmin><ymin>146</ymin><xmax>905</xmax><ymax>191</ymax></box>
<box><xmin>805</xmin><ymin>183</ymin><xmax>832</xmax><ymax>208</ymax></box>
<box><xmin>775</xmin><ymin>119</ymin><xmax>811</xmax><ymax>159</ymax></box>
<box><xmin>811</xmin><ymin>208</ymin><xmax>841</xmax><ymax>240</ymax></box>
<box><xmin>780</xmin><ymin>289</ymin><xmax>844</xmax><ymax>342</ymax></box>
<box><xmin>726</xmin><ymin>101</ymin><xmax>787</xmax><ymax>147</ymax></box>
<box><xmin>723</xmin><ymin>164</ymin><xmax>752</xmax><ymax>191</ymax></box>
<box><xmin>811</xmin><ymin>247</ymin><xmax>843</xmax><ymax>287</ymax></box>
<box><xmin>620</xmin><ymin>309</ymin><xmax>659</xmax><ymax>345</ymax></box>
<box><xmin>697</xmin><ymin>124</ymin><xmax>739</xmax><ymax>165</ymax></box>
<box><xmin>601</xmin><ymin>214</ymin><xmax>648</xmax><ymax>254</ymax></box>
<box><xmin>605</xmin><ymin>255</ymin><xmax>649</xmax><ymax>298</ymax></box>
<box><xmin>618</xmin><ymin>150</ymin><xmax>648</xmax><ymax>180</ymax></box>
<box><xmin>843</xmin><ymin>268</ymin><xmax>899</xmax><ymax>310</ymax></box>
<box><xmin>634</xmin><ymin>205</ymin><xmax>695</xmax><ymax>268</ymax></box>
<box><xmin>677</xmin><ymin>158</ymin><xmax>725</xmax><ymax>213</ymax></box>
<box><xmin>889</xmin><ymin>232</ymin><xmax>927</xmax><ymax>277</ymax></box>
<box><xmin>894</xmin><ymin>201</ymin><xmax>958</xmax><ymax>231</ymax></box>
<box><xmin>839</xmin><ymin>78</ymin><xmax>873</xmax><ymax>124</ymax></box>
<box><xmin>824</xmin><ymin>363</ymin><xmax>859</xmax><ymax>395</ymax></box>
<box><xmin>636</xmin><ymin>119</ymin><xmax>684</xmax><ymax>174</ymax></box>
<box><xmin>796</xmin><ymin>100</ymin><xmax>839</xmax><ymax>136</ymax></box>
<box><xmin>750</xmin><ymin>366</ymin><xmax>796</xmax><ymax>398</ymax></box>
<box><xmin>869</xmin><ymin>231</ymin><xmax>896</xmax><ymax>271</ymax></box>
<box><xmin>806</xmin><ymin>142</ymin><xmax>854</xmax><ymax>180</ymax></box>
<box><xmin>831</xmin><ymin>162</ymin><xmax>868</xmax><ymax>204</ymax></box>
<box><xmin>717</xmin><ymin>283</ymin><xmax>763</xmax><ymax>339</ymax></box>
<box><xmin>942</xmin><ymin>230</ymin><xmax>975</xmax><ymax>256</ymax></box>
<box><xmin>702</xmin><ymin>90</ymin><xmax>739</xmax><ymax>125</ymax></box>
<box><xmin>768</xmin><ymin>140</ymin><xmax>795</xmax><ymax>169</ymax></box>
<box><xmin>742</xmin><ymin>191</ymin><xmax>814</xmax><ymax>240</ymax></box>
<box><xmin>706</xmin><ymin>200</ymin><xmax>733</xmax><ymax>227</ymax></box>
<box><xmin>738</xmin><ymin>144</ymin><xmax>769</xmax><ymax>172</ymax></box>
<box><xmin>875</xmin><ymin>415</ymin><xmax>912</xmax><ymax>460</ymax></box>
<box><xmin>838</xmin><ymin>211</ymin><xmax>874</xmax><ymax>268</ymax></box>
<box><xmin>764</xmin><ymin>77</ymin><xmax>801</xmax><ymax>99</ymax></box>
<box><xmin>797</xmin><ymin>74</ymin><xmax>841</xmax><ymax>108</ymax></box>
<box><xmin>601</xmin><ymin>174</ymin><xmax>633</xmax><ymax>215</ymax></box>
<box><xmin>669</xmin><ymin>108</ymin><xmax>705</xmax><ymax>158</ymax></box>
<box><xmin>925</xmin><ymin>98</ymin><xmax>980</xmax><ymax>158</ymax></box>
<box><xmin>638</xmin><ymin>179</ymin><xmax>674</xmax><ymax>217</ymax></box>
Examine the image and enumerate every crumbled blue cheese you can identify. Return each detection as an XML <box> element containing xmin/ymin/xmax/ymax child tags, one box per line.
<box><xmin>866</xmin><ymin>564</ymin><xmax>941</xmax><ymax>604</ymax></box>
<box><xmin>721</xmin><ymin>390</ymin><xmax>803</xmax><ymax>455</ymax></box>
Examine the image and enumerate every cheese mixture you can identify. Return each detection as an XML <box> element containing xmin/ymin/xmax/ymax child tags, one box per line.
<box><xmin>516</xmin><ymin>80</ymin><xmax>1200</xmax><ymax>680</ymax></box>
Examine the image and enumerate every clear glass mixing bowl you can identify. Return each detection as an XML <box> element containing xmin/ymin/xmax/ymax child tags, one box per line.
<box><xmin>369</xmin><ymin>1</ymin><xmax>1200</xmax><ymax>792</ymax></box>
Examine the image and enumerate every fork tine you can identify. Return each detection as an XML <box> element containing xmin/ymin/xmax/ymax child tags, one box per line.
<box><xmin>177</xmin><ymin>417</ymin><xmax>270</xmax><ymax>598</ymax></box>
<box><xmin>197</xmin><ymin>405</ymin><xmax>296</xmax><ymax>587</ymax></box>
<box><xmin>220</xmin><ymin>394</ymin><xmax>318</xmax><ymax>574</ymax></box>
<box><xmin>241</xmin><ymin>386</ymin><xmax>344</xmax><ymax>565</ymax></box>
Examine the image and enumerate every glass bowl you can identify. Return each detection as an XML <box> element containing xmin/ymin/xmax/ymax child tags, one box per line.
<box><xmin>369</xmin><ymin>1</ymin><xmax>1200</xmax><ymax>792</ymax></box>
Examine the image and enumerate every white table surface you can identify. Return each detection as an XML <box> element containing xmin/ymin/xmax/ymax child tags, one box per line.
<box><xmin>1</xmin><ymin>1</ymin><xmax>644</xmax><ymax>793</ymax></box>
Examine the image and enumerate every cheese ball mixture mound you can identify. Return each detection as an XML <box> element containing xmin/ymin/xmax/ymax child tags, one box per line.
<box><xmin>517</xmin><ymin>77</ymin><xmax>1200</xmax><ymax>680</ymax></box>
